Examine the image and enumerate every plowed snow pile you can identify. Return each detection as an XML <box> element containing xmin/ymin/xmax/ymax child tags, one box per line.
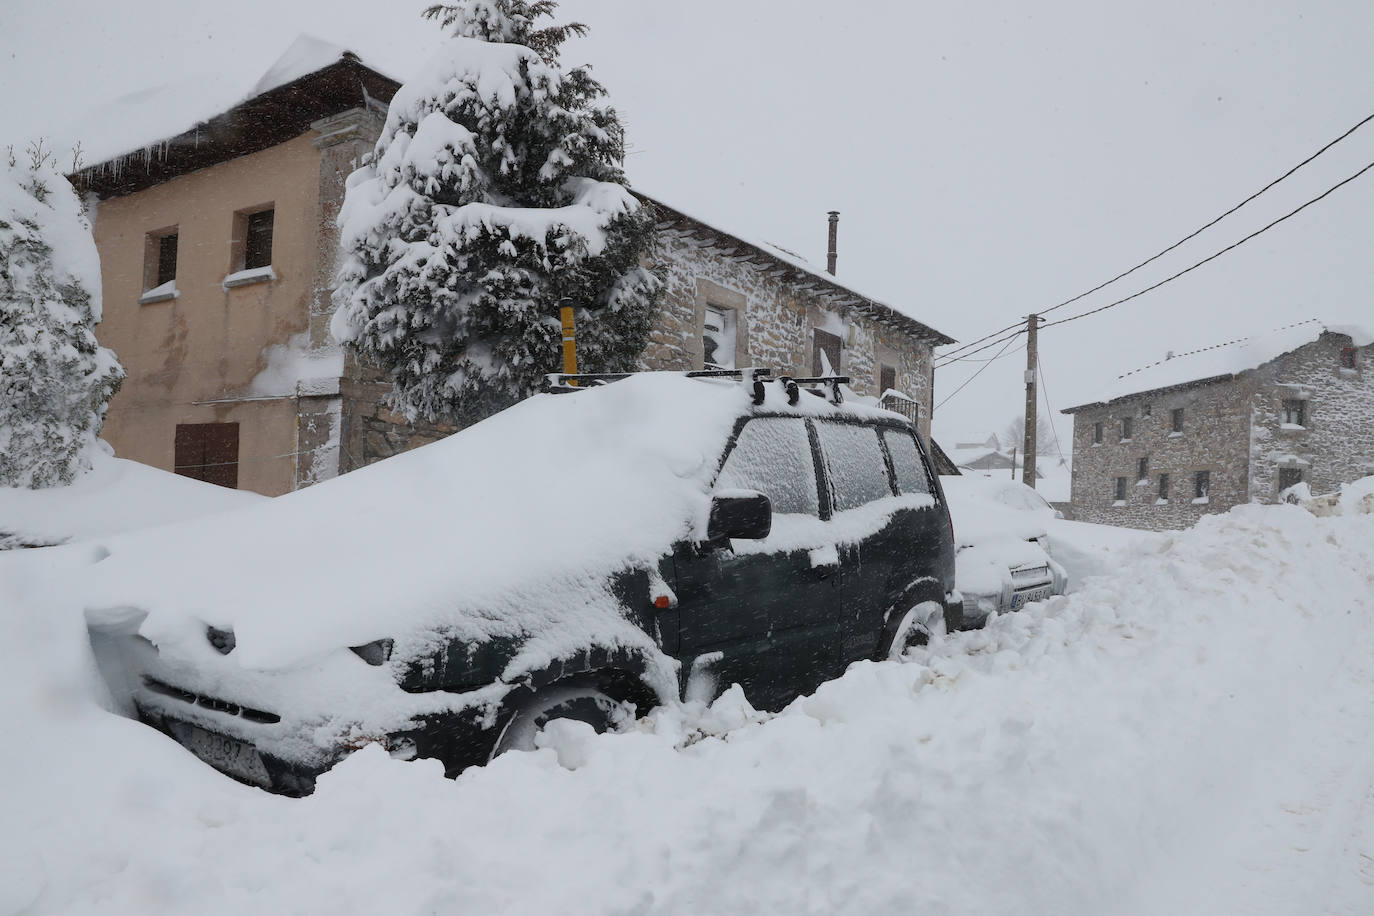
<box><xmin>3</xmin><ymin>502</ymin><xmax>1374</xmax><ymax>915</ymax></box>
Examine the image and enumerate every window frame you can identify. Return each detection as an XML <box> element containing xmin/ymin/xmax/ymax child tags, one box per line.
<box><xmin>1114</xmin><ymin>476</ymin><xmax>1127</xmax><ymax>502</ymax></box>
<box><xmin>702</xmin><ymin>302</ymin><xmax>738</xmax><ymax>370</ymax></box>
<box><xmin>1121</xmin><ymin>416</ymin><xmax>1133</xmax><ymax>441</ymax></box>
<box><xmin>141</xmin><ymin>225</ymin><xmax>179</xmax><ymax>294</ymax></box>
<box><xmin>1281</xmin><ymin>398</ymin><xmax>1306</xmax><ymax>427</ymax></box>
<box><xmin>1278</xmin><ymin>467</ymin><xmax>1304</xmax><ymax>492</ymax></box>
<box><xmin>1092</xmin><ymin>421</ymin><xmax>1103</xmax><ymax>445</ymax></box>
<box><xmin>1171</xmin><ymin>407</ymin><xmax>1184</xmax><ymax>434</ymax></box>
<box><xmin>1158</xmin><ymin>472</ymin><xmax>1170</xmax><ymax>501</ymax></box>
<box><xmin>1194</xmin><ymin>470</ymin><xmax>1211</xmax><ymax>500</ymax></box>
<box><xmin>812</xmin><ymin>328</ymin><xmax>843</xmax><ymax>376</ymax></box>
<box><xmin>813</xmin><ymin>418</ymin><xmax>899</xmax><ymax>513</ymax></box>
<box><xmin>1138</xmin><ymin>455</ymin><xmax>1149</xmax><ymax>482</ymax></box>
<box><xmin>713</xmin><ymin>415</ymin><xmax>824</xmax><ymax>518</ymax></box>
<box><xmin>1340</xmin><ymin>347</ymin><xmax>1357</xmax><ymax>370</ymax></box>
<box><xmin>230</xmin><ymin>203</ymin><xmax>276</xmax><ymax>273</ymax></box>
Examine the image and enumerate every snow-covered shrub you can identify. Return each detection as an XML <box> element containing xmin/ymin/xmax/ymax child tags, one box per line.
<box><xmin>0</xmin><ymin>143</ymin><xmax>123</xmax><ymax>488</ymax></box>
<box><xmin>332</xmin><ymin>0</ymin><xmax>660</xmax><ymax>424</ymax></box>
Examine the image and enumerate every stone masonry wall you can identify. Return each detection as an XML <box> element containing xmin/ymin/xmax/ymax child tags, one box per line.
<box><xmin>643</xmin><ymin>230</ymin><xmax>935</xmax><ymax>441</ymax></box>
<box><xmin>1247</xmin><ymin>332</ymin><xmax>1374</xmax><ymax>501</ymax></box>
<box><xmin>1068</xmin><ymin>378</ymin><xmax>1256</xmax><ymax>530</ymax></box>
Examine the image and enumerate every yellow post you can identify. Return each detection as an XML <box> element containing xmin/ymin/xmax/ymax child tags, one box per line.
<box><xmin>559</xmin><ymin>299</ymin><xmax>578</xmax><ymax>385</ymax></box>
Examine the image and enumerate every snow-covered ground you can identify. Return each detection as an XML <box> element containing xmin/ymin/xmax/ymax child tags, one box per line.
<box><xmin>3</xmin><ymin>480</ymin><xmax>1374</xmax><ymax>913</ymax></box>
<box><xmin>0</xmin><ymin>443</ymin><xmax>263</xmax><ymax>548</ymax></box>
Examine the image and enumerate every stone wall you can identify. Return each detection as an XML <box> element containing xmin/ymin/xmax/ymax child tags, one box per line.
<box><xmin>643</xmin><ymin>226</ymin><xmax>936</xmax><ymax>441</ymax></box>
<box><xmin>1247</xmin><ymin>332</ymin><xmax>1374</xmax><ymax>500</ymax></box>
<box><xmin>1067</xmin><ymin>379</ymin><xmax>1255</xmax><ymax>530</ymax></box>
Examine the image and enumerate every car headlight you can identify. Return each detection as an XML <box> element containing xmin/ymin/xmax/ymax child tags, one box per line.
<box><xmin>349</xmin><ymin>638</ymin><xmax>394</xmax><ymax>666</ymax></box>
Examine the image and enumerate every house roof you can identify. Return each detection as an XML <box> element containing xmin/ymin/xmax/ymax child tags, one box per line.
<box><xmin>1063</xmin><ymin>319</ymin><xmax>1374</xmax><ymax>413</ymax></box>
<box><xmin>71</xmin><ymin>35</ymin><xmax>401</xmax><ymax>199</ymax></box>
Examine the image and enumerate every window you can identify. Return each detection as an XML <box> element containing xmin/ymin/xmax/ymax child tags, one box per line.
<box><xmin>1138</xmin><ymin>456</ymin><xmax>1149</xmax><ymax>481</ymax></box>
<box><xmin>174</xmin><ymin>423</ymin><xmax>240</xmax><ymax>489</ymax></box>
<box><xmin>703</xmin><ymin>304</ymin><xmax>737</xmax><ymax>370</ymax></box>
<box><xmin>1281</xmin><ymin>399</ymin><xmax>1306</xmax><ymax>427</ymax></box>
<box><xmin>1340</xmin><ymin>347</ymin><xmax>1357</xmax><ymax>370</ymax></box>
<box><xmin>815</xmin><ymin>421</ymin><xmax>894</xmax><ymax>511</ymax></box>
<box><xmin>878</xmin><ymin>363</ymin><xmax>896</xmax><ymax>395</ymax></box>
<box><xmin>716</xmin><ymin>418</ymin><xmax>818</xmax><ymax>516</ymax></box>
<box><xmin>1121</xmin><ymin>416</ymin><xmax>1133</xmax><ymax>441</ymax></box>
<box><xmin>1092</xmin><ymin>421</ymin><xmax>1103</xmax><ymax>445</ymax></box>
<box><xmin>244</xmin><ymin>209</ymin><xmax>274</xmax><ymax>270</ymax></box>
<box><xmin>882</xmin><ymin>429</ymin><xmax>932</xmax><ymax>496</ymax></box>
<box><xmin>1114</xmin><ymin>477</ymin><xmax>1127</xmax><ymax>501</ymax></box>
<box><xmin>1278</xmin><ymin>467</ymin><xmax>1304</xmax><ymax>491</ymax></box>
<box><xmin>1171</xmin><ymin>408</ymin><xmax>1184</xmax><ymax>433</ymax></box>
<box><xmin>813</xmin><ymin>328</ymin><xmax>842</xmax><ymax>376</ymax></box>
<box><xmin>1158</xmin><ymin>473</ymin><xmax>1169</xmax><ymax>500</ymax></box>
<box><xmin>1142</xmin><ymin>404</ymin><xmax>1152</xmax><ymax>417</ymax></box>
<box><xmin>1194</xmin><ymin>470</ymin><xmax>1210</xmax><ymax>500</ymax></box>
<box><xmin>141</xmin><ymin>227</ymin><xmax>178</xmax><ymax>294</ymax></box>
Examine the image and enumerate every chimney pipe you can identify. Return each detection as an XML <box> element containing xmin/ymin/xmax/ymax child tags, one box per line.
<box><xmin>826</xmin><ymin>210</ymin><xmax>839</xmax><ymax>275</ymax></box>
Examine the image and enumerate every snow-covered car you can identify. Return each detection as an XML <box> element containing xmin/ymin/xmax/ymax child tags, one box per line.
<box><xmin>938</xmin><ymin>474</ymin><xmax>1068</xmax><ymax>626</ymax></box>
<box><xmin>88</xmin><ymin>371</ymin><xmax>961</xmax><ymax>794</ymax></box>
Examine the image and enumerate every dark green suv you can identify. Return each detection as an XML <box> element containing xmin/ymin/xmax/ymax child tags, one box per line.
<box><xmin>97</xmin><ymin>371</ymin><xmax>960</xmax><ymax>794</ymax></box>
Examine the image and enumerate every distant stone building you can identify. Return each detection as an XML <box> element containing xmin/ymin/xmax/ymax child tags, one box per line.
<box><xmin>1062</xmin><ymin>320</ymin><xmax>1374</xmax><ymax>530</ymax></box>
<box><xmin>73</xmin><ymin>37</ymin><xmax>953</xmax><ymax>495</ymax></box>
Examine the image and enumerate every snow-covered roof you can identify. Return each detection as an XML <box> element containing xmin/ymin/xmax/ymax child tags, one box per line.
<box><xmin>1066</xmin><ymin>319</ymin><xmax>1374</xmax><ymax>411</ymax></box>
<box><xmin>64</xmin><ymin>33</ymin><xmax>397</xmax><ymax>186</ymax></box>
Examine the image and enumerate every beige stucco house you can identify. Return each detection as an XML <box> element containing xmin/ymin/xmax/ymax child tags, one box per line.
<box><xmin>75</xmin><ymin>38</ymin><xmax>954</xmax><ymax>495</ymax></box>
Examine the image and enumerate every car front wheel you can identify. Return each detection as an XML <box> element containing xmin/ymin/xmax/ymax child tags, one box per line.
<box><xmin>883</xmin><ymin>600</ymin><xmax>946</xmax><ymax>660</ymax></box>
<box><xmin>489</xmin><ymin>681</ymin><xmax>633</xmax><ymax>758</ymax></box>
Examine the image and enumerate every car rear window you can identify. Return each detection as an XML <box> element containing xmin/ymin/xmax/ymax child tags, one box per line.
<box><xmin>716</xmin><ymin>417</ymin><xmax>819</xmax><ymax>516</ymax></box>
<box><xmin>814</xmin><ymin>421</ymin><xmax>894</xmax><ymax>511</ymax></box>
<box><xmin>882</xmin><ymin>429</ymin><xmax>931</xmax><ymax>496</ymax></box>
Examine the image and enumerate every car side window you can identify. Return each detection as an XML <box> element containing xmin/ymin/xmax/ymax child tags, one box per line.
<box><xmin>715</xmin><ymin>417</ymin><xmax>819</xmax><ymax>516</ymax></box>
<box><xmin>814</xmin><ymin>421</ymin><xmax>894</xmax><ymax>512</ymax></box>
<box><xmin>881</xmin><ymin>429</ymin><xmax>931</xmax><ymax>496</ymax></box>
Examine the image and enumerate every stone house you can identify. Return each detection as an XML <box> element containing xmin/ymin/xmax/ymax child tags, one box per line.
<box><xmin>1062</xmin><ymin>320</ymin><xmax>1374</xmax><ymax>530</ymax></box>
<box><xmin>74</xmin><ymin>37</ymin><xmax>953</xmax><ymax>496</ymax></box>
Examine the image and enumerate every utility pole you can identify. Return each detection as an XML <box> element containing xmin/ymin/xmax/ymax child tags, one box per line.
<box><xmin>1022</xmin><ymin>313</ymin><xmax>1040</xmax><ymax>488</ymax></box>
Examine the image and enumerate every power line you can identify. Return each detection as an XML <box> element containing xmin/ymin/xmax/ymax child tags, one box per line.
<box><xmin>933</xmin><ymin>332</ymin><xmax>1020</xmax><ymax>414</ymax></box>
<box><xmin>934</xmin><ymin>317</ymin><xmax>1027</xmax><ymax>367</ymax></box>
<box><xmin>938</xmin><ymin>107</ymin><xmax>1374</xmax><ymax>365</ymax></box>
<box><xmin>1043</xmin><ymin>155</ymin><xmax>1374</xmax><ymax>330</ymax></box>
<box><xmin>935</xmin><ymin>325</ymin><xmax>1026</xmax><ymax>367</ymax></box>
<box><xmin>1035</xmin><ymin>108</ymin><xmax>1374</xmax><ymax>320</ymax></box>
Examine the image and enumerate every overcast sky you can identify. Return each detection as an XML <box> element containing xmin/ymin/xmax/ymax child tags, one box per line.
<box><xmin>6</xmin><ymin>0</ymin><xmax>1374</xmax><ymax>450</ymax></box>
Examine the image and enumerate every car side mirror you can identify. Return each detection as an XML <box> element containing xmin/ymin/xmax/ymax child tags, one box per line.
<box><xmin>707</xmin><ymin>491</ymin><xmax>772</xmax><ymax>542</ymax></box>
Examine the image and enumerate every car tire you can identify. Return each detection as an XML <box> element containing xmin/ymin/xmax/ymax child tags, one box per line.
<box><xmin>489</xmin><ymin>681</ymin><xmax>633</xmax><ymax>758</ymax></box>
<box><xmin>883</xmin><ymin>600</ymin><xmax>946</xmax><ymax>660</ymax></box>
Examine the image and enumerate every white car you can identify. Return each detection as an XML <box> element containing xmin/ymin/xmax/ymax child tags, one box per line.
<box><xmin>939</xmin><ymin>475</ymin><xmax>1068</xmax><ymax>626</ymax></box>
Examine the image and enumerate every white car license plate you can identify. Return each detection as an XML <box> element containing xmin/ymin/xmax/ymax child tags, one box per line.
<box><xmin>1011</xmin><ymin>586</ymin><xmax>1052</xmax><ymax>610</ymax></box>
<box><xmin>186</xmin><ymin>725</ymin><xmax>272</xmax><ymax>787</ymax></box>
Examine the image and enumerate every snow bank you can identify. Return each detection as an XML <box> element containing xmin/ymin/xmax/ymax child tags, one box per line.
<box><xmin>4</xmin><ymin>499</ymin><xmax>1374</xmax><ymax>914</ymax></box>
<box><xmin>0</xmin><ymin>442</ymin><xmax>262</xmax><ymax>548</ymax></box>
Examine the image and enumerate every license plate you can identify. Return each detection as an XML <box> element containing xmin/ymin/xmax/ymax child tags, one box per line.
<box><xmin>1011</xmin><ymin>586</ymin><xmax>1052</xmax><ymax>611</ymax></box>
<box><xmin>185</xmin><ymin>725</ymin><xmax>272</xmax><ymax>787</ymax></box>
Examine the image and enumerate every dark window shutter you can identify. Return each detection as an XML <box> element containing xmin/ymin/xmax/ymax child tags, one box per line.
<box><xmin>879</xmin><ymin>363</ymin><xmax>896</xmax><ymax>394</ymax></box>
<box><xmin>157</xmin><ymin>233</ymin><xmax>178</xmax><ymax>285</ymax></box>
<box><xmin>244</xmin><ymin>210</ymin><xmax>274</xmax><ymax>270</ymax></box>
<box><xmin>813</xmin><ymin>329</ymin><xmax>842</xmax><ymax>376</ymax></box>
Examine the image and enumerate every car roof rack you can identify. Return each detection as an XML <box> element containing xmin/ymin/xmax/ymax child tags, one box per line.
<box><xmin>542</xmin><ymin>367</ymin><xmax>775</xmax><ymax>404</ymax></box>
<box><xmin>776</xmin><ymin>375</ymin><xmax>850</xmax><ymax>406</ymax></box>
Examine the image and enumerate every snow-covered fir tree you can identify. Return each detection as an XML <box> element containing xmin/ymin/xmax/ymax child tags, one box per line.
<box><xmin>332</xmin><ymin>0</ymin><xmax>660</xmax><ymax>424</ymax></box>
<box><xmin>0</xmin><ymin>144</ymin><xmax>123</xmax><ymax>488</ymax></box>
